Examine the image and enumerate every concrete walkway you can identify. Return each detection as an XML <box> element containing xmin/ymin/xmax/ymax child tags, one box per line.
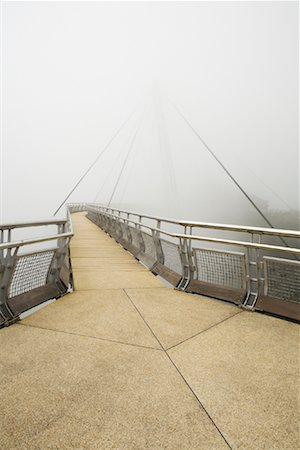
<box><xmin>1</xmin><ymin>212</ymin><xmax>299</xmax><ymax>449</ymax></box>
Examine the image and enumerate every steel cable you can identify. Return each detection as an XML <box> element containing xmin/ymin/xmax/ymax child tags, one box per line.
<box><xmin>107</xmin><ymin>106</ymin><xmax>148</xmax><ymax>207</ymax></box>
<box><xmin>165</xmin><ymin>94</ymin><xmax>296</xmax><ymax>252</ymax></box>
<box><xmin>53</xmin><ymin>105</ymin><xmax>140</xmax><ymax>216</ymax></box>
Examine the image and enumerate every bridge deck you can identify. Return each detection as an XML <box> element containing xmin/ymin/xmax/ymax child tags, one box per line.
<box><xmin>1</xmin><ymin>213</ymin><xmax>298</xmax><ymax>449</ymax></box>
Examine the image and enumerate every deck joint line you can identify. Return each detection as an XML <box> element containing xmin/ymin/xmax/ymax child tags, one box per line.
<box><xmin>17</xmin><ymin>322</ymin><xmax>164</xmax><ymax>352</ymax></box>
<box><xmin>164</xmin><ymin>344</ymin><xmax>233</xmax><ymax>448</ymax></box>
<box><xmin>123</xmin><ymin>289</ymin><xmax>233</xmax><ymax>449</ymax></box>
<box><xmin>166</xmin><ymin>310</ymin><xmax>245</xmax><ymax>351</ymax></box>
<box><xmin>123</xmin><ymin>289</ymin><xmax>164</xmax><ymax>350</ymax></box>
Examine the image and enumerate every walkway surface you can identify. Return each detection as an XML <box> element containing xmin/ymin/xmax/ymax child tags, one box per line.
<box><xmin>1</xmin><ymin>212</ymin><xmax>299</xmax><ymax>450</ymax></box>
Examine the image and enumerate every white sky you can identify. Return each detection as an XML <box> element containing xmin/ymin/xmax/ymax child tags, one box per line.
<box><xmin>1</xmin><ymin>1</ymin><xmax>299</xmax><ymax>228</ymax></box>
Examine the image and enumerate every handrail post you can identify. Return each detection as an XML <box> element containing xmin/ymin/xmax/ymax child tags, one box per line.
<box><xmin>126</xmin><ymin>213</ymin><xmax>132</xmax><ymax>244</ymax></box>
<box><xmin>0</xmin><ymin>230</ymin><xmax>3</xmax><ymax>262</ymax></box>
<box><xmin>115</xmin><ymin>211</ymin><xmax>121</xmax><ymax>239</ymax></box>
<box><xmin>186</xmin><ymin>226</ymin><xmax>196</xmax><ymax>287</ymax></box>
<box><xmin>177</xmin><ymin>226</ymin><xmax>192</xmax><ymax>290</ymax></box>
<box><xmin>0</xmin><ymin>246</ymin><xmax>19</xmax><ymax>325</ymax></box>
<box><xmin>153</xmin><ymin>220</ymin><xmax>164</xmax><ymax>264</ymax></box>
<box><xmin>136</xmin><ymin>215</ymin><xmax>145</xmax><ymax>253</ymax></box>
<box><xmin>47</xmin><ymin>224</ymin><xmax>69</xmax><ymax>294</ymax></box>
<box><xmin>244</xmin><ymin>232</ymin><xmax>259</xmax><ymax>309</ymax></box>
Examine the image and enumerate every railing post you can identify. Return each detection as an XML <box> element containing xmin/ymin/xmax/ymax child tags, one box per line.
<box><xmin>0</xmin><ymin>230</ymin><xmax>3</xmax><ymax>262</ymax></box>
<box><xmin>244</xmin><ymin>233</ymin><xmax>259</xmax><ymax>309</ymax></box>
<box><xmin>136</xmin><ymin>215</ymin><xmax>145</xmax><ymax>253</ymax></box>
<box><xmin>0</xmin><ymin>246</ymin><xmax>19</xmax><ymax>325</ymax></box>
<box><xmin>115</xmin><ymin>211</ymin><xmax>121</xmax><ymax>240</ymax></box>
<box><xmin>177</xmin><ymin>226</ymin><xmax>192</xmax><ymax>290</ymax></box>
<box><xmin>153</xmin><ymin>220</ymin><xmax>164</xmax><ymax>264</ymax></box>
<box><xmin>47</xmin><ymin>224</ymin><xmax>69</xmax><ymax>294</ymax></box>
<box><xmin>126</xmin><ymin>213</ymin><xmax>132</xmax><ymax>244</ymax></box>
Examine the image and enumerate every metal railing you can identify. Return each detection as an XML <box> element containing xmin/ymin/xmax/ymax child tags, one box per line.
<box><xmin>80</xmin><ymin>203</ymin><xmax>299</xmax><ymax>321</ymax></box>
<box><xmin>67</xmin><ymin>203</ymin><xmax>88</xmax><ymax>214</ymax></box>
<box><xmin>0</xmin><ymin>209</ymin><xmax>74</xmax><ymax>327</ymax></box>
<box><xmin>1</xmin><ymin>202</ymin><xmax>298</xmax><ymax>326</ymax></box>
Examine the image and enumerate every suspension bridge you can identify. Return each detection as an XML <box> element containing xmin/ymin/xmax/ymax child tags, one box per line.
<box><xmin>1</xmin><ymin>97</ymin><xmax>299</xmax><ymax>449</ymax></box>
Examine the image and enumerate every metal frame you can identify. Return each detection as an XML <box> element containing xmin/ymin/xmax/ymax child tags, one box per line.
<box><xmin>0</xmin><ymin>203</ymin><xmax>300</xmax><ymax>327</ymax></box>
<box><xmin>0</xmin><ymin>209</ymin><xmax>74</xmax><ymax>327</ymax></box>
<box><xmin>2</xmin><ymin>202</ymin><xmax>296</xmax><ymax>325</ymax></box>
<box><xmin>81</xmin><ymin>203</ymin><xmax>299</xmax><ymax>320</ymax></box>
<box><xmin>192</xmin><ymin>246</ymin><xmax>248</xmax><ymax>289</ymax></box>
<box><xmin>263</xmin><ymin>256</ymin><xmax>300</xmax><ymax>300</ymax></box>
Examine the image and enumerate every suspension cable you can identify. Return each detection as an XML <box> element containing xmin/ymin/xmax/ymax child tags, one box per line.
<box><xmin>166</xmin><ymin>96</ymin><xmax>278</xmax><ymax>229</ymax></box>
<box><xmin>237</xmin><ymin>160</ymin><xmax>294</xmax><ymax>210</ymax></box>
<box><xmin>93</xmin><ymin>134</ymin><xmax>128</xmax><ymax>203</ymax></box>
<box><xmin>53</xmin><ymin>106</ymin><xmax>139</xmax><ymax>216</ymax></box>
<box><xmin>165</xmin><ymin>94</ymin><xmax>298</xmax><ymax>254</ymax></box>
<box><xmin>107</xmin><ymin>107</ymin><xmax>147</xmax><ymax>208</ymax></box>
<box><xmin>154</xmin><ymin>90</ymin><xmax>180</xmax><ymax>215</ymax></box>
<box><xmin>117</xmin><ymin>107</ymin><xmax>152</xmax><ymax>205</ymax></box>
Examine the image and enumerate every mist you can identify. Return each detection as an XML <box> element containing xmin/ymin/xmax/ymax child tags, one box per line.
<box><xmin>2</xmin><ymin>1</ymin><xmax>299</xmax><ymax>230</ymax></box>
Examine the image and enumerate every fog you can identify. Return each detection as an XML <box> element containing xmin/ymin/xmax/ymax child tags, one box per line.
<box><xmin>2</xmin><ymin>1</ymin><xmax>299</xmax><ymax>230</ymax></box>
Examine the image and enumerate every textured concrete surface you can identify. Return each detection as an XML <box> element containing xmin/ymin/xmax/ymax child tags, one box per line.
<box><xmin>70</xmin><ymin>246</ymin><xmax>135</xmax><ymax>259</ymax></box>
<box><xmin>70</xmin><ymin>214</ymin><xmax>164</xmax><ymax>290</ymax></box>
<box><xmin>1</xmin><ymin>325</ymin><xmax>227</xmax><ymax>450</ymax></box>
<box><xmin>126</xmin><ymin>288</ymin><xmax>240</xmax><ymax>349</ymax></box>
<box><xmin>1</xmin><ymin>212</ymin><xmax>299</xmax><ymax>450</ymax></box>
<box><xmin>22</xmin><ymin>289</ymin><xmax>161</xmax><ymax>349</ymax></box>
<box><xmin>168</xmin><ymin>311</ymin><xmax>300</xmax><ymax>450</ymax></box>
<box><xmin>74</xmin><ymin>270</ymin><xmax>164</xmax><ymax>290</ymax></box>
<box><xmin>72</xmin><ymin>257</ymin><xmax>147</xmax><ymax>271</ymax></box>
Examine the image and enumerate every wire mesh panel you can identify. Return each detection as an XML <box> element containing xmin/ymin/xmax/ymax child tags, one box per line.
<box><xmin>87</xmin><ymin>211</ymin><xmax>96</xmax><ymax>225</ymax></box>
<box><xmin>193</xmin><ymin>248</ymin><xmax>247</xmax><ymax>289</ymax></box>
<box><xmin>104</xmin><ymin>217</ymin><xmax>111</xmax><ymax>232</ymax></box>
<box><xmin>67</xmin><ymin>203</ymin><xmax>87</xmax><ymax>213</ymax></box>
<box><xmin>119</xmin><ymin>222</ymin><xmax>130</xmax><ymax>244</ymax></box>
<box><xmin>141</xmin><ymin>231</ymin><xmax>157</xmax><ymax>261</ymax></box>
<box><xmin>97</xmin><ymin>214</ymin><xmax>103</xmax><ymax>226</ymax></box>
<box><xmin>113</xmin><ymin>220</ymin><xmax>122</xmax><ymax>240</ymax></box>
<box><xmin>101</xmin><ymin>214</ymin><xmax>107</xmax><ymax>229</ymax></box>
<box><xmin>160</xmin><ymin>239</ymin><xmax>182</xmax><ymax>274</ymax></box>
<box><xmin>109</xmin><ymin>218</ymin><xmax>118</xmax><ymax>238</ymax></box>
<box><xmin>264</xmin><ymin>257</ymin><xmax>300</xmax><ymax>303</ymax></box>
<box><xmin>8</xmin><ymin>251</ymin><xmax>55</xmax><ymax>298</ymax></box>
<box><xmin>129</xmin><ymin>226</ymin><xmax>142</xmax><ymax>251</ymax></box>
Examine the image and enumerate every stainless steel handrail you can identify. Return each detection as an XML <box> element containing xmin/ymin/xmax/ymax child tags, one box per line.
<box><xmin>97</xmin><ymin>210</ymin><xmax>300</xmax><ymax>255</ymax></box>
<box><xmin>0</xmin><ymin>232</ymin><xmax>73</xmax><ymax>251</ymax></box>
<box><xmin>87</xmin><ymin>203</ymin><xmax>300</xmax><ymax>238</ymax></box>
<box><xmin>0</xmin><ymin>219</ymin><xmax>67</xmax><ymax>230</ymax></box>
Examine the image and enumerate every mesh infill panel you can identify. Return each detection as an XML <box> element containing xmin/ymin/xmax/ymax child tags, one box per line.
<box><xmin>129</xmin><ymin>227</ymin><xmax>141</xmax><ymax>250</ymax></box>
<box><xmin>114</xmin><ymin>221</ymin><xmax>122</xmax><ymax>239</ymax></box>
<box><xmin>264</xmin><ymin>257</ymin><xmax>300</xmax><ymax>303</ymax></box>
<box><xmin>106</xmin><ymin>217</ymin><xmax>112</xmax><ymax>232</ymax></box>
<box><xmin>193</xmin><ymin>248</ymin><xmax>246</xmax><ymax>289</ymax></box>
<box><xmin>119</xmin><ymin>222</ymin><xmax>130</xmax><ymax>243</ymax></box>
<box><xmin>8</xmin><ymin>251</ymin><xmax>54</xmax><ymax>298</ymax></box>
<box><xmin>141</xmin><ymin>232</ymin><xmax>157</xmax><ymax>260</ymax></box>
<box><xmin>161</xmin><ymin>239</ymin><xmax>182</xmax><ymax>274</ymax></box>
<box><xmin>110</xmin><ymin>218</ymin><xmax>117</xmax><ymax>236</ymax></box>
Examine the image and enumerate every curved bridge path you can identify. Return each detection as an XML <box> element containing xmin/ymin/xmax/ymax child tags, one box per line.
<box><xmin>1</xmin><ymin>213</ymin><xmax>298</xmax><ymax>450</ymax></box>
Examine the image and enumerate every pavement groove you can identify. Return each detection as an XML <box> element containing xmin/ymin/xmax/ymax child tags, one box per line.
<box><xmin>165</xmin><ymin>310</ymin><xmax>245</xmax><ymax>351</ymax></box>
<box><xmin>17</xmin><ymin>322</ymin><xmax>164</xmax><ymax>352</ymax></box>
<box><xmin>123</xmin><ymin>288</ymin><xmax>232</xmax><ymax>449</ymax></box>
